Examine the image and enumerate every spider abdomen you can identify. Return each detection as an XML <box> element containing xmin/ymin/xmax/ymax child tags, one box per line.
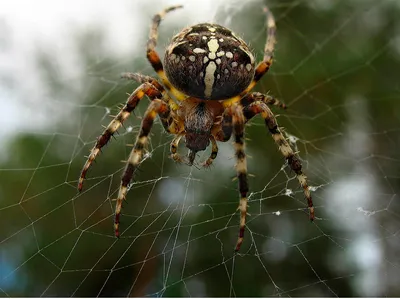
<box><xmin>164</xmin><ymin>23</ymin><xmax>255</xmax><ymax>100</ymax></box>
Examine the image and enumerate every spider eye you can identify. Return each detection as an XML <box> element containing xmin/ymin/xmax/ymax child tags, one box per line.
<box><xmin>164</xmin><ymin>23</ymin><xmax>255</xmax><ymax>100</ymax></box>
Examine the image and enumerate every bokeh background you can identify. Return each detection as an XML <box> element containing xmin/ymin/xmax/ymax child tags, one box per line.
<box><xmin>1</xmin><ymin>0</ymin><xmax>400</xmax><ymax>296</ymax></box>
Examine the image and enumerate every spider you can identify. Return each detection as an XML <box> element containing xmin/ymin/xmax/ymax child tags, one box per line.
<box><xmin>78</xmin><ymin>5</ymin><xmax>314</xmax><ymax>252</ymax></box>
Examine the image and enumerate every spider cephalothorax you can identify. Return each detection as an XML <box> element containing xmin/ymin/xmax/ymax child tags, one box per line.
<box><xmin>164</xmin><ymin>23</ymin><xmax>255</xmax><ymax>100</ymax></box>
<box><xmin>78</xmin><ymin>5</ymin><xmax>314</xmax><ymax>252</ymax></box>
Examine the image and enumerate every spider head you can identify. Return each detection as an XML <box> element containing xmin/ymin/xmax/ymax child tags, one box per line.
<box><xmin>164</xmin><ymin>23</ymin><xmax>255</xmax><ymax>100</ymax></box>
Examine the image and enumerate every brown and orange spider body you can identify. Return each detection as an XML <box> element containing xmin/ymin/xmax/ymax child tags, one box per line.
<box><xmin>78</xmin><ymin>5</ymin><xmax>314</xmax><ymax>252</ymax></box>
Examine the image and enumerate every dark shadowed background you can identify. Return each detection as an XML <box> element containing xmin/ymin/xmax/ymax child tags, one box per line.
<box><xmin>1</xmin><ymin>0</ymin><xmax>400</xmax><ymax>296</ymax></box>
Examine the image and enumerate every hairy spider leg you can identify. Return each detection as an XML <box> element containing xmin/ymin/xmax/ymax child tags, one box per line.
<box><xmin>213</xmin><ymin>112</ymin><xmax>233</xmax><ymax>142</ymax></box>
<box><xmin>230</xmin><ymin>105</ymin><xmax>250</xmax><ymax>252</ymax></box>
<box><xmin>243</xmin><ymin>100</ymin><xmax>315</xmax><ymax>221</ymax></box>
<box><xmin>170</xmin><ymin>134</ymin><xmax>185</xmax><ymax>163</ymax></box>
<box><xmin>121</xmin><ymin>72</ymin><xmax>157</xmax><ymax>85</ymax></box>
<box><xmin>78</xmin><ymin>83</ymin><xmax>165</xmax><ymax>191</ymax></box>
<box><xmin>114</xmin><ymin>99</ymin><xmax>170</xmax><ymax>237</ymax></box>
<box><xmin>121</xmin><ymin>72</ymin><xmax>179</xmax><ymax>111</ymax></box>
<box><xmin>202</xmin><ymin>136</ymin><xmax>218</xmax><ymax>167</ymax></box>
<box><xmin>122</xmin><ymin>73</ymin><xmax>184</xmax><ymax>134</ymax></box>
<box><xmin>147</xmin><ymin>5</ymin><xmax>187</xmax><ymax>101</ymax></box>
<box><xmin>223</xmin><ymin>6</ymin><xmax>276</xmax><ymax>108</ymax></box>
<box><xmin>240</xmin><ymin>92</ymin><xmax>287</xmax><ymax>110</ymax></box>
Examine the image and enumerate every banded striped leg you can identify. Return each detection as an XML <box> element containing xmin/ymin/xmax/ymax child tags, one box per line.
<box><xmin>241</xmin><ymin>92</ymin><xmax>287</xmax><ymax>110</ymax></box>
<box><xmin>244</xmin><ymin>101</ymin><xmax>314</xmax><ymax>220</ymax></box>
<box><xmin>78</xmin><ymin>82</ymin><xmax>162</xmax><ymax>191</ymax></box>
<box><xmin>170</xmin><ymin>134</ymin><xmax>185</xmax><ymax>163</ymax></box>
<box><xmin>121</xmin><ymin>72</ymin><xmax>159</xmax><ymax>86</ymax></box>
<box><xmin>252</xmin><ymin>6</ymin><xmax>276</xmax><ymax>85</ymax></box>
<box><xmin>231</xmin><ymin>105</ymin><xmax>249</xmax><ymax>252</ymax></box>
<box><xmin>121</xmin><ymin>72</ymin><xmax>179</xmax><ymax>111</ymax></box>
<box><xmin>213</xmin><ymin>113</ymin><xmax>233</xmax><ymax>142</ymax></box>
<box><xmin>114</xmin><ymin>99</ymin><xmax>169</xmax><ymax>237</ymax></box>
<box><xmin>202</xmin><ymin>136</ymin><xmax>218</xmax><ymax>167</ymax></box>
<box><xmin>147</xmin><ymin>5</ymin><xmax>185</xmax><ymax>101</ymax></box>
<box><xmin>122</xmin><ymin>72</ymin><xmax>183</xmax><ymax>135</ymax></box>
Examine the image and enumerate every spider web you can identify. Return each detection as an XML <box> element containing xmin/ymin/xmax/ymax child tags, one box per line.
<box><xmin>1</xmin><ymin>0</ymin><xmax>400</xmax><ymax>296</ymax></box>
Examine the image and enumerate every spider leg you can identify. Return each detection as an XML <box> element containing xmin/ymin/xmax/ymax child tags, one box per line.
<box><xmin>201</xmin><ymin>136</ymin><xmax>218</xmax><ymax>168</ymax></box>
<box><xmin>122</xmin><ymin>72</ymin><xmax>185</xmax><ymax>137</ymax></box>
<box><xmin>241</xmin><ymin>92</ymin><xmax>286</xmax><ymax>110</ymax></box>
<box><xmin>213</xmin><ymin>112</ymin><xmax>233</xmax><ymax>142</ymax></box>
<box><xmin>170</xmin><ymin>134</ymin><xmax>185</xmax><ymax>163</ymax></box>
<box><xmin>230</xmin><ymin>105</ymin><xmax>249</xmax><ymax>252</ymax></box>
<box><xmin>78</xmin><ymin>82</ymin><xmax>162</xmax><ymax>191</ymax></box>
<box><xmin>114</xmin><ymin>99</ymin><xmax>169</xmax><ymax>237</ymax></box>
<box><xmin>251</xmin><ymin>7</ymin><xmax>276</xmax><ymax>86</ymax></box>
<box><xmin>243</xmin><ymin>100</ymin><xmax>314</xmax><ymax>220</ymax></box>
<box><xmin>121</xmin><ymin>72</ymin><xmax>158</xmax><ymax>85</ymax></box>
<box><xmin>121</xmin><ymin>72</ymin><xmax>179</xmax><ymax>111</ymax></box>
<box><xmin>147</xmin><ymin>5</ymin><xmax>186</xmax><ymax>101</ymax></box>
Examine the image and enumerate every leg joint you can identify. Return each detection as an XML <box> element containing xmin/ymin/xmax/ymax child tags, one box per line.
<box><xmin>288</xmin><ymin>154</ymin><xmax>303</xmax><ymax>174</ymax></box>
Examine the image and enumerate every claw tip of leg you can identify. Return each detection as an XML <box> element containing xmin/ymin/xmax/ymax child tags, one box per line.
<box><xmin>309</xmin><ymin>211</ymin><xmax>315</xmax><ymax>222</ymax></box>
<box><xmin>169</xmin><ymin>5</ymin><xmax>183</xmax><ymax>11</ymax></box>
<box><xmin>309</xmin><ymin>207</ymin><xmax>315</xmax><ymax>221</ymax></box>
<box><xmin>235</xmin><ymin>238</ymin><xmax>243</xmax><ymax>252</ymax></box>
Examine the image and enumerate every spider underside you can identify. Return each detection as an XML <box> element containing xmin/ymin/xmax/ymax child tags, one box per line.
<box><xmin>78</xmin><ymin>5</ymin><xmax>314</xmax><ymax>252</ymax></box>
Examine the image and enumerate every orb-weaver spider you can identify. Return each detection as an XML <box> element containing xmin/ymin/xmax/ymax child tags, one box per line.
<box><xmin>78</xmin><ymin>5</ymin><xmax>314</xmax><ymax>252</ymax></box>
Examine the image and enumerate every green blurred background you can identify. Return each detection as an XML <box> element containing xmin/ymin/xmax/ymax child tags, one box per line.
<box><xmin>1</xmin><ymin>0</ymin><xmax>400</xmax><ymax>296</ymax></box>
